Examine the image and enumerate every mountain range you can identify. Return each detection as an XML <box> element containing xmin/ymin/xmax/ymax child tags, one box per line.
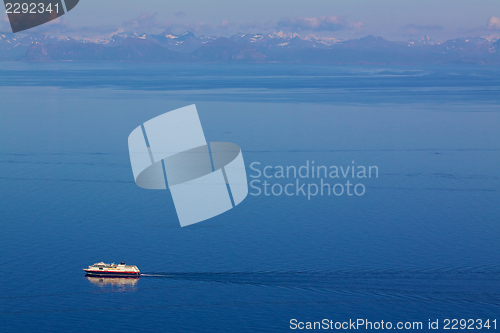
<box><xmin>1</xmin><ymin>30</ymin><xmax>499</xmax><ymax>64</ymax></box>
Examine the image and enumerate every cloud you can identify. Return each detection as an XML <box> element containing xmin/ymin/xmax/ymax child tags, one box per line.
<box><xmin>276</xmin><ymin>16</ymin><xmax>354</xmax><ymax>32</ymax></box>
<box><xmin>238</xmin><ymin>22</ymin><xmax>262</xmax><ymax>31</ymax></box>
<box><xmin>174</xmin><ymin>11</ymin><xmax>187</xmax><ymax>18</ymax></box>
<box><xmin>400</xmin><ymin>24</ymin><xmax>444</xmax><ymax>36</ymax></box>
<box><xmin>1</xmin><ymin>14</ymin><xmax>10</xmax><ymax>32</ymax></box>
<box><xmin>7</xmin><ymin>12</ymin><xmax>364</xmax><ymax>37</ymax></box>
<box><xmin>16</xmin><ymin>15</ymin><xmax>73</xmax><ymax>34</ymax></box>
<box><xmin>119</xmin><ymin>13</ymin><xmax>240</xmax><ymax>35</ymax></box>
<box><xmin>236</xmin><ymin>21</ymin><xmax>274</xmax><ymax>32</ymax></box>
<box><xmin>487</xmin><ymin>16</ymin><xmax>500</xmax><ymax>30</ymax></box>
<box><xmin>348</xmin><ymin>21</ymin><xmax>364</xmax><ymax>30</ymax></box>
<box><xmin>219</xmin><ymin>20</ymin><xmax>231</xmax><ymax>29</ymax></box>
<box><xmin>122</xmin><ymin>13</ymin><xmax>164</xmax><ymax>33</ymax></box>
<box><xmin>178</xmin><ymin>20</ymin><xmax>237</xmax><ymax>33</ymax></box>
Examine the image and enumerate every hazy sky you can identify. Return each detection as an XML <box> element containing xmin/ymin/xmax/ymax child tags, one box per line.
<box><xmin>3</xmin><ymin>0</ymin><xmax>500</xmax><ymax>41</ymax></box>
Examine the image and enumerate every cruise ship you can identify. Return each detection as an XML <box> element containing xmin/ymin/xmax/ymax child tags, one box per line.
<box><xmin>83</xmin><ymin>262</ymin><xmax>140</xmax><ymax>277</ymax></box>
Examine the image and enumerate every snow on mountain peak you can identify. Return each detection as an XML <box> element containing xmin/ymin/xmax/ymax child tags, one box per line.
<box><xmin>481</xmin><ymin>34</ymin><xmax>500</xmax><ymax>43</ymax></box>
<box><xmin>270</xmin><ymin>31</ymin><xmax>301</xmax><ymax>39</ymax></box>
<box><xmin>408</xmin><ymin>36</ymin><xmax>436</xmax><ymax>46</ymax></box>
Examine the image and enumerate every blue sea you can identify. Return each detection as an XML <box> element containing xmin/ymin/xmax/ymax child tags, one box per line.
<box><xmin>0</xmin><ymin>63</ymin><xmax>499</xmax><ymax>332</ymax></box>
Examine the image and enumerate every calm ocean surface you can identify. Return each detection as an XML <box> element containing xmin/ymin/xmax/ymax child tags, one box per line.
<box><xmin>0</xmin><ymin>64</ymin><xmax>499</xmax><ymax>332</ymax></box>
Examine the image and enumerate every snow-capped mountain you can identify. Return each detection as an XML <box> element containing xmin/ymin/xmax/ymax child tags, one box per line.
<box><xmin>0</xmin><ymin>30</ymin><xmax>498</xmax><ymax>64</ymax></box>
<box><xmin>408</xmin><ymin>36</ymin><xmax>436</xmax><ymax>46</ymax></box>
